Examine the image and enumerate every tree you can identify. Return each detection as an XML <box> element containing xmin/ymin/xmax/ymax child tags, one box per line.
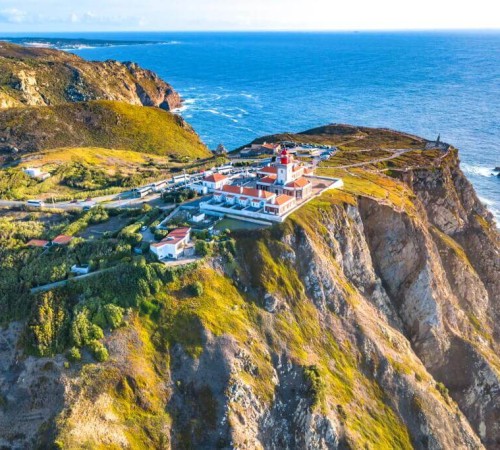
<box><xmin>29</xmin><ymin>292</ymin><xmax>67</xmax><ymax>356</ymax></box>
<box><xmin>70</xmin><ymin>309</ymin><xmax>104</xmax><ymax>348</ymax></box>
<box><xmin>195</xmin><ymin>240</ymin><xmax>210</xmax><ymax>257</ymax></box>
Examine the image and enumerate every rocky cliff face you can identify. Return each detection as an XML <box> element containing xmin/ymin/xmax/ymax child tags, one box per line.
<box><xmin>0</xmin><ymin>144</ymin><xmax>498</xmax><ymax>449</ymax></box>
<box><xmin>0</xmin><ymin>42</ymin><xmax>181</xmax><ymax>110</ymax></box>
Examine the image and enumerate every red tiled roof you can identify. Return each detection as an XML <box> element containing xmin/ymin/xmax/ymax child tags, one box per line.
<box><xmin>204</xmin><ymin>173</ymin><xmax>227</xmax><ymax>183</ymax></box>
<box><xmin>52</xmin><ymin>235</ymin><xmax>73</xmax><ymax>245</ymax></box>
<box><xmin>257</xmin><ymin>166</ymin><xmax>278</xmax><ymax>174</ymax></box>
<box><xmin>274</xmin><ymin>194</ymin><xmax>295</xmax><ymax>205</ymax></box>
<box><xmin>258</xmin><ymin>175</ymin><xmax>277</xmax><ymax>184</ymax></box>
<box><xmin>221</xmin><ymin>184</ymin><xmax>242</xmax><ymax>194</ymax></box>
<box><xmin>26</xmin><ymin>239</ymin><xmax>49</xmax><ymax>247</ymax></box>
<box><xmin>286</xmin><ymin>177</ymin><xmax>310</xmax><ymax>188</ymax></box>
<box><xmin>168</xmin><ymin>227</ymin><xmax>190</xmax><ymax>237</ymax></box>
<box><xmin>245</xmin><ymin>187</ymin><xmax>274</xmax><ymax>199</ymax></box>
<box><xmin>163</xmin><ymin>236</ymin><xmax>184</xmax><ymax>245</ymax></box>
<box><xmin>219</xmin><ymin>184</ymin><xmax>274</xmax><ymax>200</ymax></box>
<box><xmin>261</xmin><ymin>143</ymin><xmax>279</xmax><ymax>149</ymax></box>
<box><xmin>151</xmin><ymin>241</ymin><xmax>169</xmax><ymax>248</ymax></box>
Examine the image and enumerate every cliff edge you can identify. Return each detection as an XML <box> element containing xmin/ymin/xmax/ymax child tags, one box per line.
<box><xmin>0</xmin><ymin>42</ymin><xmax>181</xmax><ymax>110</ymax></box>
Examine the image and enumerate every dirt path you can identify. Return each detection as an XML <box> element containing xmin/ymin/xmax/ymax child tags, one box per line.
<box><xmin>320</xmin><ymin>148</ymin><xmax>412</xmax><ymax>170</ymax></box>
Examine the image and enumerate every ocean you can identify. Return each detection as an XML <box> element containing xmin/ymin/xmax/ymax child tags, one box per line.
<box><xmin>2</xmin><ymin>32</ymin><xmax>499</xmax><ymax>221</ymax></box>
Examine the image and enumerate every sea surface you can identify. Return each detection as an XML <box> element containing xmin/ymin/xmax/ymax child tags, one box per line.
<box><xmin>2</xmin><ymin>32</ymin><xmax>499</xmax><ymax>222</ymax></box>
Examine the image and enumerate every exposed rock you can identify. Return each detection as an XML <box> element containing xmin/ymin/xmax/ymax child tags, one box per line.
<box><xmin>0</xmin><ymin>42</ymin><xmax>182</xmax><ymax>110</ymax></box>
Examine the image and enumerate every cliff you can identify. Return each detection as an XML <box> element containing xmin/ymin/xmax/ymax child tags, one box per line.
<box><xmin>0</xmin><ymin>126</ymin><xmax>498</xmax><ymax>449</ymax></box>
<box><xmin>0</xmin><ymin>42</ymin><xmax>181</xmax><ymax>110</ymax></box>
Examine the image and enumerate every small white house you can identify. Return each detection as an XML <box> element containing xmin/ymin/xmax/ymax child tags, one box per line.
<box><xmin>71</xmin><ymin>264</ymin><xmax>90</xmax><ymax>275</ymax></box>
<box><xmin>189</xmin><ymin>183</ymin><xmax>209</xmax><ymax>195</ymax></box>
<box><xmin>24</xmin><ymin>167</ymin><xmax>50</xmax><ymax>180</ymax></box>
<box><xmin>191</xmin><ymin>212</ymin><xmax>205</xmax><ymax>223</ymax></box>
<box><xmin>24</xmin><ymin>167</ymin><xmax>42</xmax><ymax>178</ymax></box>
<box><xmin>202</xmin><ymin>173</ymin><xmax>229</xmax><ymax>192</ymax></box>
<box><xmin>150</xmin><ymin>227</ymin><xmax>191</xmax><ymax>260</ymax></box>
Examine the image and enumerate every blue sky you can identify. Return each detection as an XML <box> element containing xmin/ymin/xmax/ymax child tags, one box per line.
<box><xmin>0</xmin><ymin>0</ymin><xmax>498</xmax><ymax>32</ymax></box>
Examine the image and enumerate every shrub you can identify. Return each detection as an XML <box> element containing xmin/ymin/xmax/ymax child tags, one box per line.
<box><xmin>304</xmin><ymin>365</ymin><xmax>325</xmax><ymax>408</ymax></box>
<box><xmin>195</xmin><ymin>240</ymin><xmax>210</xmax><ymax>257</ymax></box>
<box><xmin>70</xmin><ymin>309</ymin><xmax>104</xmax><ymax>347</ymax></box>
<box><xmin>336</xmin><ymin>404</ymin><xmax>347</xmax><ymax>421</ymax></box>
<box><xmin>154</xmin><ymin>229</ymin><xmax>168</xmax><ymax>241</ymax></box>
<box><xmin>88</xmin><ymin>340</ymin><xmax>109</xmax><ymax>362</ymax></box>
<box><xmin>189</xmin><ymin>281</ymin><xmax>204</xmax><ymax>297</ymax></box>
<box><xmin>436</xmin><ymin>381</ymin><xmax>450</xmax><ymax>403</ymax></box>
<box><xmin>103</xmin><ymin>304</ymin><xmax>124</xmax><ymax>329</ymax></box>
<box><xmin>67</xmin><ymin>346</ymin><xmax>81</xmax><ymax>362</ymax></box>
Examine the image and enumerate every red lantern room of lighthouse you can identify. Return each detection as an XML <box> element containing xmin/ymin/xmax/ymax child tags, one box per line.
<box><xmin>276</xmin><ymin>149</ymin><xmax>294</xmax><ymax>185</ymax></box>
<box><xmin>280</xmin><ymin>148</ymin><xmax>290</xmax><ymax>164</ymax></box>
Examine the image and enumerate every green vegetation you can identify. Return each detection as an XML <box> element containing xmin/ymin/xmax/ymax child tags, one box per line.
<box><xmin>245</xmin><ymin>124</ymin><xmax>426</xmax><ymax>151</ymax></box>
<box><xmin>162</xmin><ymin>188</ymin><xmax>197</xmax><ymax>204</ymax></box>
<box><xmin>189</xmin><ymin>281</ymin><xmax>204</xmax><ymax>297</ymax></box>
<box><xmin>0</xmin><ymin>100</ymin><xmax>209</xmax><ymax>158</ymax></box>
<box><xmin>303</xmin><ymin>364</ymin><xmax>325</xmax><ymax>408</ymax></box>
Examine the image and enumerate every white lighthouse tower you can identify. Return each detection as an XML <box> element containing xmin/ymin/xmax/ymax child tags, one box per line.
<box><xmin>276</xmin><ymin>149</ymin><xmax>294</xmax><ymax>185</ymax></box>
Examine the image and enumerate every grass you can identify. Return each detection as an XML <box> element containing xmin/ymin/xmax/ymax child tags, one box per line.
<box><xmin>316</xmin><ymin>167</ymin><xmax>418</xmax><ymax>215</ymax></box>
<box><xmin>242</xmin><ymin>124</ymin><xmax>427</xmax><ymax>151</ymax></box>
<box><xmin>0</xmin><ymin>100</ymin><xmax>211</xmax><ymax>159</ymax></box>
<box><xmin>20</xmin><ymin>147</ymin><xmax>167</xmax><ymax>168</ymax></box>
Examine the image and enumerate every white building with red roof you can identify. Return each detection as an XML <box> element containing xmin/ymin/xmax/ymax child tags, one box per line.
<box><xmin>202</xmin><ymin>173</ymin><xmax>229</xmax><ymax>192</ymax></box>
<box><xmin>256</xmin><ymin>149</ymin><xmax>313</xmax><ymax>200</ymax></box>
<box><xmin>150</xmin><ymin>227</ymin><xmax>191</xmax><ymax>260</ymax></box>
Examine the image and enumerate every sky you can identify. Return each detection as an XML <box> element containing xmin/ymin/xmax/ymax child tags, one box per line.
<box><xmin>0</xmin><ymin>0</ymin><xmax>498</xmax><ymax>32</ymax></box>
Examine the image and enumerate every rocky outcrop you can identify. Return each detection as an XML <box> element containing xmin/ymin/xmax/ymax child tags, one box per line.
<box><xmin>0</xmin><ymin>42</ymin><xmax>182</xmax><ymax>110</ymax></box>
<box><xmin>0</xmin><ymin>323</ymin><xmax>66</xmax><ymax>449</ymax></box>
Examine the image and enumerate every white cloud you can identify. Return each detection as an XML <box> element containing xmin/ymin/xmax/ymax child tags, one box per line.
<box><xmin>0</xmin><ymin>8</ymin><xmax>28</xmax><ymax>23</ymax></box>
<box><xmin>0</xmin><ymin>0</ymin><xmax>498</xmax><ymax>31</ymax></box>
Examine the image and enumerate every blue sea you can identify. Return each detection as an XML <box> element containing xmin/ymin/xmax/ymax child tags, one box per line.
<box><xmin>2</xmin><ymin>32</ymin><xmax>499</xmax><ymax>221</ymax></box>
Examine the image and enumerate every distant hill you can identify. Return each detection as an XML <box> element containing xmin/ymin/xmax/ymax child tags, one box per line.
<box><xmin>0</xmin><ymin>100</ymin><xmax>210</xmax><ymax>160</ymax></box>
<box><xmin>242</xmin><ymin>123</ymin><xmax>427</xmax><ymax>150</ymax></box>
<box><xmin>0</xmin><ymin>41</ymin><xmax>181</xmax><ymax>110</ymax></box>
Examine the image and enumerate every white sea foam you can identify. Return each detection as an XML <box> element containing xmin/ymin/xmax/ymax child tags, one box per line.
<box><xmin>478</xmin><ymin>196</ymin><xmax>500</xmax><ymax>227</ymax></box>
<box><xmin>25</xmin><ymin>42</ymin><xmax>53</xmax><ymax>48</ymax></box>
<box><xmin>461</xmin><ymin>163</ymin><xmax>496</xmax><ymax>177</ymax></box>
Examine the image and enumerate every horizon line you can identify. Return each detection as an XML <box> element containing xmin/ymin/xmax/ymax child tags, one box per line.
<box><xmin>2</xmin><ymin>27</ymin><xmax>500</xmax><ymax>35</ymax></box>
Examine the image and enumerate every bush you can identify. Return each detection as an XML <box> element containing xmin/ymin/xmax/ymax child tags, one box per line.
<box><xmin>154</xmin><ymin>229</ymin><xmax>168</xmax><ymax>241</ymax></box>
<box><xmin>304</xmin><ymin>365</ymin><xmax>325</xmax><ymax>408</ymax></box>
<box><xmin>88</xmin><ymin>340</ymin><xmax>109</xmax><ymax>362</ymax></box>
<box><xmin>189</xmin><ymin>281</ymin><xmax>204</xmax><ymax>297</ymax></box>
<box><xmin>70</xmin><ymin>309</ymin><xmax>104</xmax><ymax>348</ymax></box>
<box><xmin>195</xmin><ymin>240</ymin><xmax>211</xmax><ymax>257</ymax></box>
<box><xmin>67</xmin><ymin>346</ymin><xmax>81</xmax><ymax>362</ymax></box>
<box><xmin>436</xmin><ymin>381</ymin><xmax>450</xmax><ymax>402</ymax></box>
<box><xmin>103</xmin><ymin>304</ymin><xmax>124</xmax><ymax>329</ymax></box>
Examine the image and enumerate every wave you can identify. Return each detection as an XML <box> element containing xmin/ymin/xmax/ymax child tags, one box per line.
<box><xmin>461</xmin><ymin>163</ymin><xmax>497</xmax><ymax>177</ymax></box>
<box><xmin>478</xmin><ymin>196</ymin><xmax>500</xmax><ymax>227</ymax></box>
<box><xmin>1</xmin><ymin>37</ymin><xmax>181</xmax><ymax>51</ymax></box>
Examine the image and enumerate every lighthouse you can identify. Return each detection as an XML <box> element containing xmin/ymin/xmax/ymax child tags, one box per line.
<box><xmin>276</xmin><ymin>149</ymin><xmax>293</xmax><ymax>185</ymax></box>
